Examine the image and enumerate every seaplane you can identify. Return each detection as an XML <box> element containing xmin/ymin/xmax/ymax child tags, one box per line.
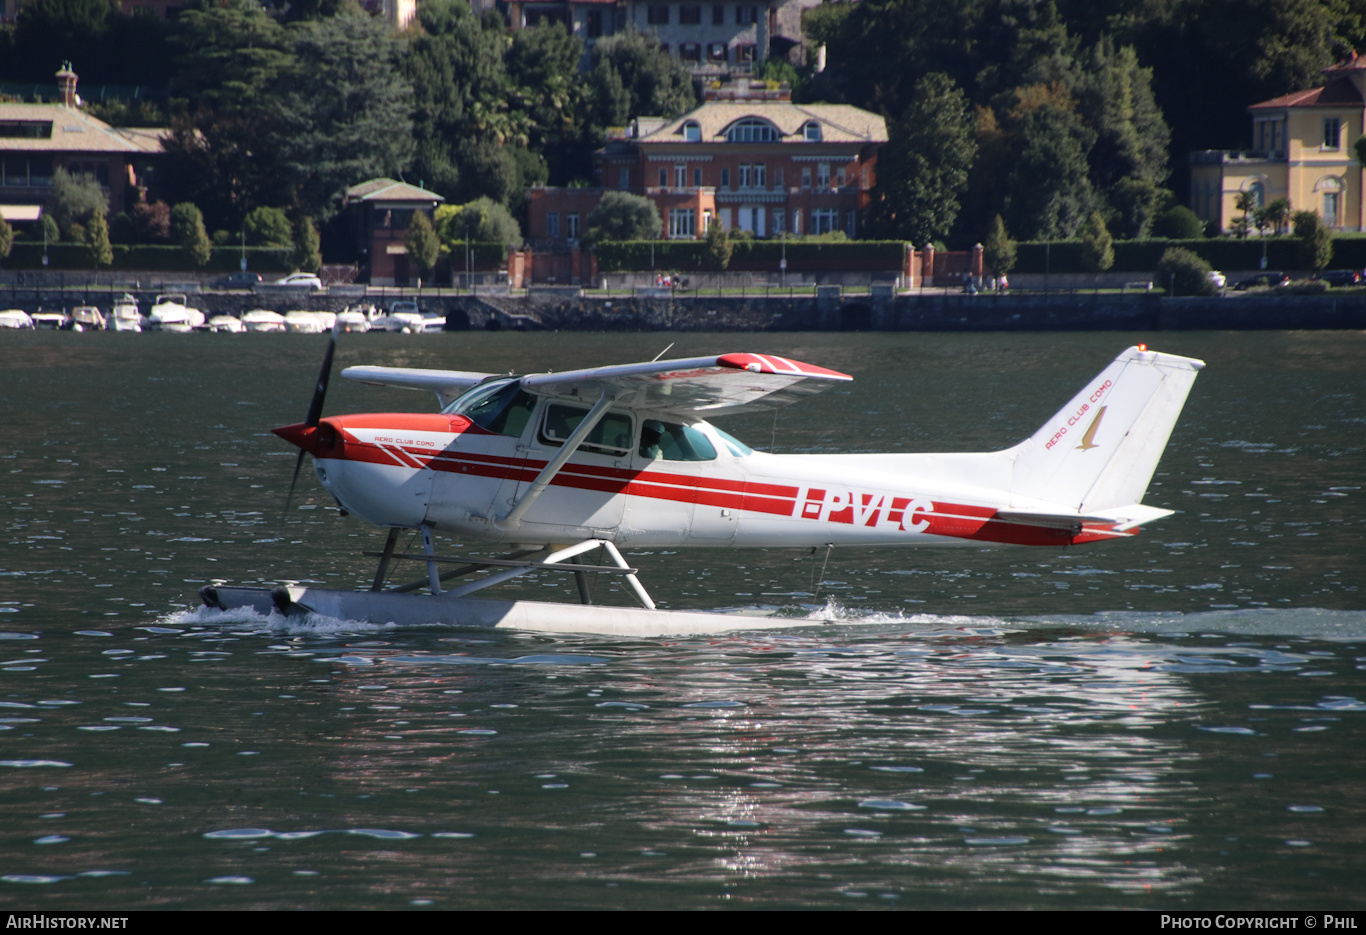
<box><xmin>199</xmin><ymin>341</ymin><xmax>1204</xmax><ymax>636</ymax></box>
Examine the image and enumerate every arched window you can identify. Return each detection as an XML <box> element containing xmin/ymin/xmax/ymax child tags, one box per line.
<box><xmin>803</xmin><ymin>121</ymin><xmax>822</xmax><ymax>142</ymax></box>
<box><xmin>1247</xmin><ymin>180</ymin><xmax>1265</xmax><ymax>207</ymax></box>
<box><xmin>725</xmin><ymin>118</ymin><xmax>780</xmax><ymax>143</ymax></box>
<box><xmin>682</xmin><ymin>121</ymin><xmax>701</xmax><ymax>142</ymax></box>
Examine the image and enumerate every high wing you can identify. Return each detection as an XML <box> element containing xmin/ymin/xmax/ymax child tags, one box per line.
<box><xmin>520</xmin><ymin>353</ymin><xmax>852</xmax><ymax>416</ymax></box>
<box><xmin>341</xmin><ymin>366</ymin><xmax>497</xmax><ymax>408</ymax></box>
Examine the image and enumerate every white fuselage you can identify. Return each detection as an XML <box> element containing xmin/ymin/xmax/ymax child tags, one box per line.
<box><xmin>306</xmin><ymin>408</ymin><xmax>1119</xmax><ymax>551</ymax></box>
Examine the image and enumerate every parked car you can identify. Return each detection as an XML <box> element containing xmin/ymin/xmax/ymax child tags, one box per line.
<box><xmin>1318</xmin><ymin>269</ymin><xmax>1362</xmax><ymax>287</ymax></box>
<box><xmin>275</xmin><ymin>272</ymin><xmax>323</xmax><ymax>290</ymax></box>
<box><xmin>1232</xmin><ymin>271</ymin><xmax>1291</xmax><ymax>291</ymax></box>
<box><xmin>1208</xmin><ymin>270</ymin><xmax>1227</xmax><ymax>290</ymax></box>
<box><xmin>209</xmin><ymin>272</ymin><xmax>262</xmax><ymax>290</ymax></box>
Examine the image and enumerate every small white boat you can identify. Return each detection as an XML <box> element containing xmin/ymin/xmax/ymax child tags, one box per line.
<box><xmin>108</xmin><ymin>296</ymin><xmax>143</xmax><ymax>332</ymax></box>
<box><xmin>0</xmin><ymin>309</ymin><xmax>33</xmax><ymax>329</ymax></box>
<box><xmin>241</xmin><ymin>309</ymin><xmax>286</xmax><ymax>333</ymax></box>
<box><xmin>207</xmin><ymin>314</ymin><xmax>245</xmax><ymax>333</ymax></box>
<box><xmin>70</xmin><ymin>306</ymin><xmax>106</xmax><ymax>330</ymax></box>
<box><xmin>31</xmin><ymin>311</ymin><xmax>66</xmax><ymax>330</ymax></box>
<box><xmin>420</xmin><ymin>315</ymin><xmax>447</xmax><ymax>333</ymax></box>
<box><xmin>283</xmin><ymin>310</ymin><xmax>335</xmax><ymax>334</ymax></box>
<box><xmin>336</xmin><ymin>307</ymin><xmax>372</xmax><ymax>333</ymax></box>
<box><xmin>147</xmin><ymin>294</ymin><xmax>205</xmax><ymax>332</ymax></box>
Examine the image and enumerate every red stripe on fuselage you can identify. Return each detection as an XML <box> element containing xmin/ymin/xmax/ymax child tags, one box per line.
<box><xmin>320</xmin><ymin>419</ymin><xmax>1128</xmax><ymax>546</ymax></box>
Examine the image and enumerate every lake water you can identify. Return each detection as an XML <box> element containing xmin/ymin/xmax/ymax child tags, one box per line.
<box><xmin>1</xmin><ymin>329</ymin><xmax>1363</xmax><ymax>910</ymax></box>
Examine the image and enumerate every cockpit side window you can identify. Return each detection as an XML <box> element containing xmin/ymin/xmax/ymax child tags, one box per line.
<box><xmin>447</xmin><ymin>379</ymin><xmax>537</xmax><ymax>437</ymax></box>
<box><xmin>540</xmin><ymin>404</ymin><xmax>634</xmax><ymax>456</ymax></box>
<box><xmin>639</xmin><ymin>419</ymin><xmax>718</xmax><ymax>461</ymax></box>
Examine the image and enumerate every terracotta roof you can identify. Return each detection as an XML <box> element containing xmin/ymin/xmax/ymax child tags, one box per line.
<box><xmin>345</xmin><ymin>178</ymin><xmax>445</xmax><ymax>203</ymax></box>
<box><xmin>1323</xmin><ymin>50</ymin><xmax>1366</xmax><ymax>75</ymax></box>
<box><xmin>0</xmin><ymin>102</ymin><xmax>165</xmax><ymax>154</ymax></box>
<box><xmin>1249</xmin><ymin>76</ymin><xmax>1364</xmax><ymax>110</ymax></box>
<box><xmin>638</xmin><ymin>101</ymin><xmax>888</xmax><ymax>146</ymax></box>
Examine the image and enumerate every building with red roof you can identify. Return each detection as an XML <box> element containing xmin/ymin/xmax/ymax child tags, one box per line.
<box><xmin>1190</xmin><ymin>52</ymin><xmax>1366</xmax><ymax>232</ymax></box>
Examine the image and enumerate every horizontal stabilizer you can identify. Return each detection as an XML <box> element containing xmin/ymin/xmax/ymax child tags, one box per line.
<box><xmin>994</xmin><ymin>503</ymin><xmax>1174</xmax><ymax>535</ymax></box>
<box><xmin>342</xmin><ymin>366</ymin><xmax>496</xmax><ymax>408</ymax></box>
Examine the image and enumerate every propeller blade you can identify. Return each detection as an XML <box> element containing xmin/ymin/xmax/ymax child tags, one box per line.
<box><xmin>280</xmin><ymin>325</ymin><xmax>339</xmax><ymax>532</ymax></box>
<box><xmin>305</xmin><ymin>323</ymin><xmax>339</xmax><ymax>427</ymax></box>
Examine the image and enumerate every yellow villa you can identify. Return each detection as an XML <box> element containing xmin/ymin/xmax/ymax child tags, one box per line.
<box><xmin>1191</xmin><ymin>52</ymin><xmax>1366</xmax><ymax>232</ymax></box>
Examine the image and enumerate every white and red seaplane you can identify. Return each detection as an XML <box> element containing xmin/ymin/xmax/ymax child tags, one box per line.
<box><xmin>201</xmin><ymin>343</ymin><xmax>1203</xmax><ymax>636</ymax></box>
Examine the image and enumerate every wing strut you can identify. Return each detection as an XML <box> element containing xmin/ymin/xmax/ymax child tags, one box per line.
<box><xmin>494</xmin><ymin>387</ymin><xmax>620</xmax><ymax>531</ymax></box>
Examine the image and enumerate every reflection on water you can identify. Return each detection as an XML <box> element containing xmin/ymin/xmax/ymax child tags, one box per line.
<box><xmin>1</xmin><ymin>330</ymin><xmax>1363</xmax><ymax>908</ymax></box>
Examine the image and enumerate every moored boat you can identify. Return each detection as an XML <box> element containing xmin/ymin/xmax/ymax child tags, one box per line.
<box><xmin>284</xmin><ymin>310</ymin><xmax>334</xmax><ymax>334</ymax></box>
<box><xmin>0</xmin><ymin>309</ymin><xmax>33</xmax><ymax>329</ymax></box>
<box><xmin>108</xmin><ymin>295</ymin><xmax>143</xmax><ymax>332</ymax></box>
<box><xmin>147</xmin><ymin>294</ymin><xmax>206</xmax><ymax>332</ymax></box>
<box><xmin>207</xmin><ymin>314</ymin><xmax>245</xmax><ymax>333</ymax></box>
<box><xmin>241</xmin><ymin>309</ymin><xmax>286</xmax><ymax>333</ymax></box>
<box><xmin>70</xmin><ymin>305</ymin><xmax>106</xmax><ymax>331</ymax></box>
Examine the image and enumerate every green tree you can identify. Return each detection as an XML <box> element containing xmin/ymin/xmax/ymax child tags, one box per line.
<box><xmin>584</xmin><ymin>191</ymin><xmax>661</xmax><ymax>244</ymax></box>
<box><xmin>866</xmin><ymin>73</ymin><xmax>977</xmax><ymax>244</ymax></box>
<box><xmin>158</xmin><ymin>2</ymin><xmax>295</xmax><ymax>230</ymax></box>
<box><xmin>1232</xmin><ymin>190</ymin><xmax>1257</xmax><ymax>238</ymax></box>
<box><xmin>402</xmin><ymin>0</ymin><xmax>525</xmax><ymax>204</ymax></box>
<box><xmin>292</xmin><ymin>216</ymin><xmax>322</xmax><ymax>273</ymax></box>
<box><xmin>52</xmin><ymin>168</ymin><xmax>110</xmax><ymax>237</ymax></box>
<box><xmin>507</xmin><ymin>21</ymin><xmax>589</xmax><ymax>185</ymax></box>
<box><xmin>1156</xmin><ymin>246</ymin><xmax>1216</xmax><ymax>296</ymax></box>
<box><xmin>1079</xmin><ymin>210</ymin><xmax>1114</xmax><ymax>272</ymax></box>
<box><xmin>1074</xmin><ymin>39</ymin><xmax>1170</xmax><ymax>198</ymax></box>
<box><xmin>586</xmin><ymin>30</ymin><xmax>696</xmax><ymax>132</ymax></box>
<box><xmin>1109</xmin><ymin>177</ymin><xmax>1169</xmax><ymax>239</ymax></box>
<box><xmin>0</xmin><ymin>218</ymin><xmax>13</xmax><ymax>261</ymax></box>
<box><xmin>273</xmin><ymin>10</ymin><xmax>415</xmax><ymax>223</ymax></box>
<box><xmin>1003</xmin><ymin>99</ymin><xmax>1098</xmax><ymax>240</ymax></box>
<box><xmin>171</xmin><ymin>202</ymin><xmax>212</xmax><ymax>268</ymax></box>
<box><xmin>434</xmin><ymin>198</ymin><xmax>523</xmax><ymax>250</ymax></box>
<box><xmin>244</xmin><ymin>206</ymin><xmax>293</xmax><ymax>247</ymax></box>
<box><xmin>9</xmin><ymin>0</ymin><xmax>110</xmax><ymax>83</ymax></box>
<box><xmin>983</xmin><ymin>214</ymin><xmax>1016</xmax><ymax>278</ymax></box>
<box><xmin>171</xmin><ymin>0</ymin><xmax>292</xmax><ymax>111</ymax></box>
<box><xmin>1292</xmin><ymin>209</ymin><xmax>1333</xmax><ymax>272</ymax></box>
<box><xmin>1152</xmin><ymin>205</ymin><xmax>1206</xmax><ymax>239</ymax></box>
<box><xmin>404</xmin><ymin>211</ymin><xmax>441</xmax><ymax>283</ymax></box>
<box><xmin>705</xmin><ymin>218</ymin><xmax>733</xmax><ymax>271</ymax></box>
<box><xmin>85</xmin><ymin>210</ymin><xmax>113</xmax><ymax>268</ymax></box>
<box><xmin>1263</xmin><ymin>198</ymin><xmax>1291</xmax><ymax>235</ymax></box>
<box><xmin>35</xmin><ymin>215</ymin><xmax>60</xmax><ymax>246</ymax></box>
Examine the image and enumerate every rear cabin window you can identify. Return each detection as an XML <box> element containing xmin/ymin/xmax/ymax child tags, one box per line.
<box><xmin>541</xmin><ymin>404</ymin><xmax>634</xmax><ymax>456</ymax></box>
<box><xmin>448</xmin><ymin>379</ymin><xmax>537</xmax><ymax>437</ymax></box>
<box><xmin>639</xmin><ymin>420</ymin><xmax>717</xmax><ymax>461</ymax></box>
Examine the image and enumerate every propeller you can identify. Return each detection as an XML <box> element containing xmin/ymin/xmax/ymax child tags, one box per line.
<box><xmin>280</xmin><ymin>324</ymin><xmax>339</xmax><ymax>528</ymax></box>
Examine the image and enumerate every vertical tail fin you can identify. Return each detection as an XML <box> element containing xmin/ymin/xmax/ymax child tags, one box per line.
<box><xmin>1010</xmin><ymin>346</ymin><xmax>1204</xmax><ymax>513</ymax></box>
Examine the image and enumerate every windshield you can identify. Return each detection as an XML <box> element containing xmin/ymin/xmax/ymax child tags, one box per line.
<box><xmin>445</xmin><ymin>378</ymin><xmax>537</xmax><ymax>437</ymax></box>
<box><xmin>711</xmin><ymin>426</ymin><xmax>754</xmax><ymax>457</ymax></box>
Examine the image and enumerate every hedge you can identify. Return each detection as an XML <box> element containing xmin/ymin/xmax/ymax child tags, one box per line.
<box><xmin>0</xmin><ymin>243</ymin><xmax>293</xmax><ymax>273</ymax></box>
<box><xmin>1011</xmin><ymin>237</ymin><xmax>1366</xmax><ymax>274</ymax></box>
<box><xmin>593</xmin><ymin>239</ymin><xmax>908</xmax><ymax>272</ymax></box>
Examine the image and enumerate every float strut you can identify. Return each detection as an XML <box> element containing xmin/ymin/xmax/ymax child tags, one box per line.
<box><xmin>420</xmin><ymin>524</ymin><xmax>441</xmax><ymax>595</ymax></box>
<box><xmin>371</xmin><ymin>527</ymin><xmax>401</xmax><ymax>592</ymax></box>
